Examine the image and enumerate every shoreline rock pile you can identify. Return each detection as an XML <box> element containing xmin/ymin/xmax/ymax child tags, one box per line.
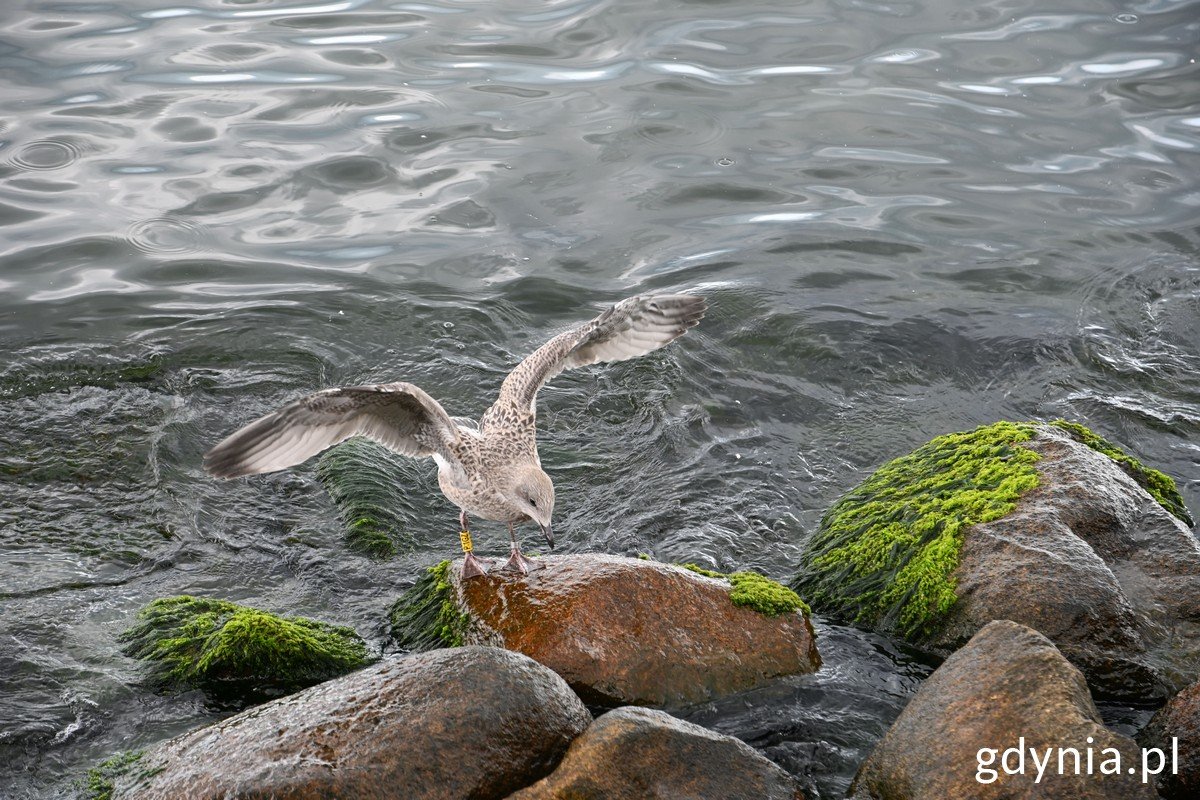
<box><xmin>106</xmin><ymin>556</ymin><xmax>816</xmax><ymax>798</ymax></box>
<box><xmin>103</xmin><ymin>645</ymin><xmax>809</xmax><ymax>800</ymax></box>
<box><xmin>794</xmin><ymin>420</ymin><xmax>1200</xmax><ymax>701</ymax></box>
<box><xmin>97</xmin><ymin>418</ymin><xmax>1197</xmax><ymax>800</ymax></box>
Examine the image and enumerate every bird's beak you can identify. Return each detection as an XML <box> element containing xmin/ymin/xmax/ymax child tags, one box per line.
<box><xmin>541</xmin><ymin>523</ymin><xmax>555</xmax><ymax>550</ymax></box>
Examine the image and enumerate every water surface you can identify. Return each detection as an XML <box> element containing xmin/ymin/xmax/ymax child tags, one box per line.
<box><xmin>2</xmin><ymin>0</ymin><xmax>1198</xmax><ymax>797</ymax></box>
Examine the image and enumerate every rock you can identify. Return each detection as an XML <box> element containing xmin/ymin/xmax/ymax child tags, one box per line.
<box><xmin>391</xmin><ymin>554</ymin><xmax>820</xmax><ymax>707</ymax></box>
<box><xmin>1137</xmin><ymin>677</ymin><xmax>1200</xmax><ymax>799</ymax></box>
<box><xmin>316</xmin><ymin>436</ymin><xmax>433</xmax><ymax>558</ymax></box>
<box><xmin>82</xmin><ymin>750</ymin><xmax>145</xmax><ymax>800</ymax></box>
<box><xmin>850</xmin><ymin>620</ymin><xmax>1156</xmax><ymax>800</ymax></box>
<box><xmin>112</xmin><ymin>646</ymin><xmax>591</xmax><ymax>800</ymax></box>
<box><xmin>507</xmin><ymin>706</ymin><xmax>804</xmax><ymax>800</ymax></box>
<box><xmin>118</xmin><ymin>595</ymin><xmax>372</xmax><ymax>706</ymax></box>
<box><xmin>794</xmin><ymin>420</ymin><xmax>1199</xmax><ymax>700</ymax></box>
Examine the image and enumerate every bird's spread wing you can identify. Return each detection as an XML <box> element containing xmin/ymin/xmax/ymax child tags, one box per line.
<box><xmin>496</xmin><ymin>294</ymin><xmax>706</xmax><ymax>414</ymax></box>
<box><xmin>204</xmin><ymin>382</ymin><xmax>460</xmax><ymax>479</ymax></box>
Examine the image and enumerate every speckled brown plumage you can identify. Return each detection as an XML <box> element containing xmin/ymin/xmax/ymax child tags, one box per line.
<box><xmin>204</xmin><ymin>294</ymin><xmax>706</xmax><ymax>571</ymax></box>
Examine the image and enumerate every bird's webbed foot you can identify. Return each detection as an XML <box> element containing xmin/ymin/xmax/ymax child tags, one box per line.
<box><xmin>461</xmin><ymin>551</ymin><xmax>492</xmax><ymax>580</ymax></box>
<box><xmin>458</xmin><ymin>525</ymin><xmax>492</xmax><ymax>580</ymax></box>
<box><xmin>499</xmin><ymin>547</ymin><xmax>540</xmax><ymax>576</ymax></box>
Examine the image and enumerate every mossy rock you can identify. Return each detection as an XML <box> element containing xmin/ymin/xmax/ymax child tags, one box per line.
<box><xmin>680</xmin><ymin>563</ymin><xmax>810</xmax><ymax>617</ymax></box>
<box><xmin>793</xmin><ymin>420</ymin><xmax>1190</xmax><ymax>641</ymax></box>
<box><xmin>1049</xmin><ymin>419</ymin><xmax>1192</xmax><ymax>526</ymax></box>
<box><xmin>389</xmin><ymin>560</ymin><xmax>471</xmax><ymax>650</ymax></box>
<box><xmin>390</xmin><ymin>559</ymin><xmax>811</xmax><ymax>653</ymax></box>
<box><xmin>80</xmin><ymin>750</ymin><xmax>145</xmax><ymax>800</ymax></box>
<box><xmin>794</xmin><ymin>421</ymin><xmax>1042</xmax><ymax>638</ymax></box>
<box><xmin>388</xmin><ymin>554</ymin><xmax>819</xmax><ymax>707</ymax></box>
<box><xmin>315</xmin><ymin>437</ymin><xmax>425</xmax><ymax>558</ymax></box>
<box><xmin>119</xmin><ymin>595</ymin><xmax>372</xmax><ymax>704</ymax></box>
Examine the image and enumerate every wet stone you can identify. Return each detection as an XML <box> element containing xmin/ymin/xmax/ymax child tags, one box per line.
<box><xmin>929</xmin><ymin>425</ymin><xmax>1200</xmax><ymax>701</ymax></box>
<box><xmin>446</xmin><ymin>554</ymin><xmax>820</xmax><ymax>708</ymax></box>
<box><xmin>508</xmin><ymin>706</ymin><xmax>804</xmax><ymax>800</ymax></box>
<box><xmin>1138</xmin><ymin>677</ymin><xmax>1200</xmax><ymax>800</ymax></box>
<box><xmin>112</xmin><ymin>647</ymin><xmax>591</xmax><ymax>800</ymax></box>
<box><xmin>850</xmin><ymin>620</ymin><xmax>1157</xmax><ymax>800</ymax></box>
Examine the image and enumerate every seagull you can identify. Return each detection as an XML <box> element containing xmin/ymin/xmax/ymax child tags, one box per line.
<box><xmin>203</xmin><ymin>294</ymin><xmax>707</xmax><ymax>578</ymax></box>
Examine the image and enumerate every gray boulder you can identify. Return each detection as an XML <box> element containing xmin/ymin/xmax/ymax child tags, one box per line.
<box><xmin>851</xmin><ymin>620</ymin><xmax>1157</xmax><ymax>800</ymax></box>
<box><xmin>113</xmin><ymin>646</ymin><xmax>591</xmax><ymax>800</ymax></box>
<box><xmin>1138</xmin><ymin>676</ymin><xmax>1200</xmax><ymax>799</ymax></box>
<box><xmin>507</xmin><ymin>706</ymin><xmax>803</xmax><ymax>800</ymax></box>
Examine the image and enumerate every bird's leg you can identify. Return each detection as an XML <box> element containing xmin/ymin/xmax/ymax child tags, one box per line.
<box><xmin>458</xmin><ymin>510</ymin><xmax>491</xmax><ymax>580</ymax></box>
<box><xmin>500</xmin><ymin>522</ymin><xmax>538</xmax><ymax>575</ymax></box>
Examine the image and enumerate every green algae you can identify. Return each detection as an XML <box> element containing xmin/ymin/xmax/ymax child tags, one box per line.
<box><xmin>728</xmin><ymin>571</ymin><xmax>811</xmax><ymax>616</ymax></box>
<box><xmin>793</xmin><ymin>421</ymin><xmax>1043</xmax><ymax>638</ymax></box>
<box><xmin>80</xmin><ymin>750</ymin><xmax>143</xmax><ymax>800</ymax></box>
<box><xmin>344</xmin><ymin>515</ymin><xmax>396</xmax><ymax>558</ymax></box>
<box><xmin>1049</xmin><ymin>419</ymin><xmax>1192</xmax><ymax>526</ymax></box>
<box><xmin>681</xmin><ymin>563</ymin><xmax>810</xmax><ymax>617</ymax></box>
<box><xmin>119</xmin><ymin>595</ymin><xmax>371</xmax><ymax>701</ymax></box>
<box><xmin>681</xmin><ymin>562</ymin><xmax>724</xmax><ymax>580</ymax></box>
<box><xmin>389</xmin><ymin>560</ymin><xmax>470</xmax><ymax>650</ymax></box>
<box><xmin>315</xmin><ymin>437</ymin><xmax>423</xmax><ymax>558</ymax></box>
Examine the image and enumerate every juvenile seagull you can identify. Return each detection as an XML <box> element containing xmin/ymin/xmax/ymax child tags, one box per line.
<box><xmin>204</xmin><ymin>294</ymin><xmax>706</xmax><ymax>578</ymax></box>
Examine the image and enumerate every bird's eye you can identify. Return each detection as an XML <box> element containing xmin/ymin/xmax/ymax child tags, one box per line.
<box><xmin>530</xmin><ymin>498</ymin><xmax>538</xmax><ymax>507</ymax></box>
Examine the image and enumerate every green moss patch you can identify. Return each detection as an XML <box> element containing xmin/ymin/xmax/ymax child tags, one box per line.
<box><xmin>681</xmin><ymin>563</ymin><xmax>724</xmax><ymax>580</ymax></box>
<box><xmin>681</xmin><ymin>563</ymin><xmax>810</xmax><ymax>617</ymax></box>
<box><xmin>389</xmin><ymin>560</ymin><xmax>470</xmax><ymax>650</ymax></box>
<box><xmin>728</xmin><ymin>572</ymin><xmax>811</xmax><ymax>616</ymax></box>
<box><xmin>793</xmin><ymin>421</ymin><xmax>1042</xmax><ymax>638</ymax></box>
<box><xmin>80</xmin><ymin>750</ymin><xmax>143</xmax><ymax>800</ymax></box>
<box><xmin>316</xmin><ymin>438</ymin><xmax>419</xmax><ymax>558</ymax></box>
<box><xmin>1050</xmin><ymin>419</ymin><xmax>1192</xmax><ymax>526</ymax></box>
<box><xmin>119</xmin><ymin>595</ymin><xmax>371</xmax><ymax>703</ymax></box>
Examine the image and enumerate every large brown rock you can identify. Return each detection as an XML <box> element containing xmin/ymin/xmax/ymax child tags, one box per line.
<box><xmin>455</xmin><ymin>554</ymin><xmax>820</xmax><ymax>707</ymax></box>
<box><xmin>850</xmin><ymin>620</ymin><xmax>1156</xmax><ymax>800</ymax></box>
<box><xmin>928</xmin><ymin>424</ymin><xmax>1200</xmax><ymax>701</ymax></box>
<box><xmin>113</xmin><ymin>646</ymin><xmax>591</xmax><ymax>800</ymax></box>
<box><xmin>1138</xmin><ymin>677</ymin><xmax>1200</xmax><ymax>799</ymax></box>
<box><xmin>507</xmin><ymin>706</ymin><xmax>804</xmax><ymax>800</ymax></box>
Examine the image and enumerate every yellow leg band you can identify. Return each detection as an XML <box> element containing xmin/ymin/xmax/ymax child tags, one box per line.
<box><xmin>459</xmin><ymin>530</ymin><xmax>473</xmax><ymax>553</ymax></box>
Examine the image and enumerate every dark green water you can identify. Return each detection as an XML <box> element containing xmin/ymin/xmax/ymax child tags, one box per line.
<box><xmin>1</xmin><ymin>0</ymin><xmax>1197</xmax><ymax>797</ymax></box>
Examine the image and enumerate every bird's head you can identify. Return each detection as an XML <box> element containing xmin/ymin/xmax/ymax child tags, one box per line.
<box><xmin>510</xmin><ymin>465</ymin><xmax>555</xmax><ymax>548</ymax></box>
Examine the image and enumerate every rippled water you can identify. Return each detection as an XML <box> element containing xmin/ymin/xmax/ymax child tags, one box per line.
<box><xmin>2</xmin><ymin>0</ymin><xmax>1197</xmax><ymax>797</ymax></box>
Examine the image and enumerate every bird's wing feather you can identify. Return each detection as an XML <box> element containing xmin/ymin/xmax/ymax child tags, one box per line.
<box><xmin>495</xmin><ymin>294</ymin><xmax>706</xmax><ymax>414</ymax></box>
<box><xmin>203</xmin><ymin>382</ymin><xmax>460</xmax><ymax>479</ymax></box>
<box><xmin>450</xmin><ymin>416</ymin><xmax>481</xmax><ymax>437</ymax></box>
